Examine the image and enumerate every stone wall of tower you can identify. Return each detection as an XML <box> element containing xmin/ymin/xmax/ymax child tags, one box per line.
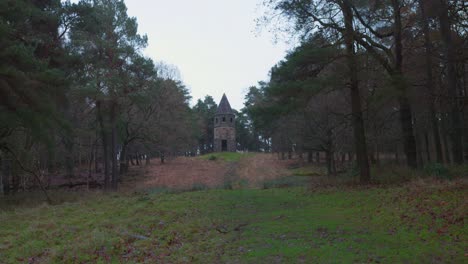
<box><xmin>214</xmin><ymin>127</ymin><xmax>236</xmax><ymax>152</ymax></box>
<box><xmin>213</xmin><ymin>114</ymin><xmax>236</xmax><ymax>152</ymax></box>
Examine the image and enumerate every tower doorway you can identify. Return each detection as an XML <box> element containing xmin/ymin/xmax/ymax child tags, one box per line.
<box><xmin>221</xmin><ymin>140</ymin><xmax>227</xmax><ymax>151</ymax></box>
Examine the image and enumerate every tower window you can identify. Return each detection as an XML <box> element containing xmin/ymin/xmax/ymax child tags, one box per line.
<box><xmin>230</xmin><ymin>117</ymin><xmax>233</xmax><ymax>123</ymax></box>
<box><xmin>215</xmin><ymin>118</ymin><xmax>218</xmax><ymax>123</ymax></box>
<box><xmin>222</xmin><ymin>117</ymin><xmax>226</xmax><ymax>122</ymax></box>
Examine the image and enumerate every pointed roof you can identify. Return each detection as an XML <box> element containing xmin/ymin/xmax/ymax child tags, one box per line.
<box><xmin>216</xmin><ymin>93</ymin><xmax>234</xmax><ymax>115</ymax></box>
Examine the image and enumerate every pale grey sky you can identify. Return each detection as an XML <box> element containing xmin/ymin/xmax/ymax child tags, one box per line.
<box><xmin>123</xmin><ymin>0</ymin><xmax>290</xmax><ymax>110</ymax></box>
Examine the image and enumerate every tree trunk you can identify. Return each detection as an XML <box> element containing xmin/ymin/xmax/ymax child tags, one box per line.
<box><xmin>111</xmin><ymin>126</ymin><xmax>118</xmax><ymax>189</ymax></box>
<box><xmin>88</xmin><ymin>141</ymin><xmax>94</xmax><ymax>191</ymax></box>
<box><xmin>395</xmin><ymin>145</ymin><xmax>399</xmax><ymax>164</ymax></box>
<box><xmin>120</xmin><ymin>143</ymin><xmax>128</xmax><ymax>175</ymax></box>
<box><xmin>442</xmin><ymin>118</ymin><xmax>452</xmax><ymax>163</ymax></box>
<box><xmin>392</xmin><ymin>0</ymin><xmax>418</xmax><ymax>168</ymax></box>
<box><xmin>64</xmin><ymin>134</ymin><xmax>74</xmax><ymax>179</ymax></box>
<box><xmin>419</xmin><ymin>0</ymin><xmax>443</xmax><ymax>163</ymax></box>
<box><xmin>110</xmin><ymin>101</ymin><xmax>118</xmax><ymax>189</ymax></box>
<box><xmin>307</xmin><ymin>151</ymin><xmax>313</xmax><ymax>163</ymax></box>
<box><xmin>94</xmin><ymin>130</ymin><xmax>99</xmax><ymax>173</ymax></box>
<box><xmin>0</xmin><ymin>155</ymin><xmax>4</xmax><ymax>195</ymax></box>
<box><xmin>326</xmin><ymin>150</ymin><xmax>333</xmax><ymax>176</ymax></box>
<box><xmin>424</xmin><ymin>132</ymin><xmax>431</xmax><ymax>163</ymax></box>
<box><xmin>47</xmin><ymin>146</ymin><xmax>55</xmax><ymax>177</ymax></box>
<box><xmin>416</xmin><ymin>132</ymin><xmax>424</xmax><ymax>167</ymax></box>
<box><xmin>438</xmin><ymin>0</ymin><xmax>464</xmax><ymax>164</ymax></box>
<box><xmin>342</xmin><ymin>1</ymin><xmax>371</xmax><ymax>182</ymax></box>
<box><xmin>97</xmin><ymin>100</ymin><xmax>110</xmax><ymax>189</ymax></box>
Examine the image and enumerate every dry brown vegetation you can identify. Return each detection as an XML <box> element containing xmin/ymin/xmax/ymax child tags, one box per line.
<box><xmin>122</xmin><ymin>153</ymin><xmax>293</xmax><ymax>191</ymax></box>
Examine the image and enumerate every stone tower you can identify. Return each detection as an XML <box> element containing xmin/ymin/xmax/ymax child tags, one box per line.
<box><xmin>214</xmin><ymin>94</ymin><xmax>236</xmax><ymax>152</ymax></box>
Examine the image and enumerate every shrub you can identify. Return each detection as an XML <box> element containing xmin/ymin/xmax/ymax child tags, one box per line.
<box><xmin>191</xmin><ymin>183</ymin><xmax>208</xmax><ymax>191</ymax></box>
<box><xmin>208</xmin><ymin>155</ymin><xmax>217</xmax><ymax>161</ymax></box>
<box><xmin>424</xmin><ymin>163</ymin><xmax>451</xmax><ymax>180</ymax></box>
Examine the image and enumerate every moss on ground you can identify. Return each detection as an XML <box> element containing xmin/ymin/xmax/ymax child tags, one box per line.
<box><xmin>0</xmin><ymin>182</ymin><xmax>466</xmax><ymax>263</ymax></box>
<box><xmin>199</xmin><ymin>152</ymin><xmax>252</xmax><ymax>162</ymax></box>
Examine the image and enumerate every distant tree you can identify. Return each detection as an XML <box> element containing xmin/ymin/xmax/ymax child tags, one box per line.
<box><xmin>192</xmin><ymin>96</ymin><xmax>217</xmax><ymax>154</ymax></box>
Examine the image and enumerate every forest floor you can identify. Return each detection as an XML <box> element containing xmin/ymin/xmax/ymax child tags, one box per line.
<box><xmin>0</xmin><ymin>153</ymin><xmax>467</xmax><ymax>263</ymax></box>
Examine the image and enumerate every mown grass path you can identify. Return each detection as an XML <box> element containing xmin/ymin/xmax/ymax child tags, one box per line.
<box><xmin>0</xmin><ymin>181</ymin><xmax>466</xmax><ymax>263</ymax></box>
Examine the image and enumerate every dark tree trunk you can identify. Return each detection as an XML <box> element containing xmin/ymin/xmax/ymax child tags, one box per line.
<box><xmin>160</xmin><ymin>152</ymin><xmax>165</xmax><ymax>164</ymax></box>
<box><xmin>61</xmin><ymin>98</ymin><xmax>75</xmax><ymax>180</ymax></box>
<box><xmin>88</xmin><ymin>142</ymin><xmax>94</xmax><ymax>190</ymax></box>
<box><xmin>111</xmin><ymin>126</ymin><xmax>118</xmax><ymax>189</ymax></box>
<box><xmin>120</xmin><ymin>143</ymin><xmax>128</xmax><ymax>175</ymax></box>
<box><xmin>63</xmin><ymin>135</ymin><xmax>74</xmax><ymax>179</ymax></box>
<box><xmin>97</xmin><ymin>100</ymin><xmax>110</xmax><ymax>189</ymax></box>
<box><xmin>94</xmin><ymin>130</ymin><xmax>99</xmax><ymax>173</ymax></box>
<box><xmin>425</xmin><ymin>132</ymin><xmax>431</xmax><ymax>163</ymax></box>
<box><xmin>442</xmin><ymin>118</ymin><xmax>452</xmax><ymax>163</ymax></box>
<box><xmin>438</xmin><ymin>0</ymin><xmax>464</xmax><ymax>164</ymax></box>
<box><xmin>326</xmin><ymin>151</ymin><xmax>333</xmax><ymax>176</ymax></box>
<box><xmin>392</xmin><ymin>0</ymin><xmax>417</xmax><ymax>168</ymax></box>
<box><xmin>420</xmin><ymin>0</ymin><xmax>443</xmax><ymax>163</ymax></box>
<box><xmin>342</xmin><ymin>1</ymin><xmax>370</xmax><ymax>182</ymax></box>
<box><xmin>316</xmin><ymin>152</ymin><xmax>320</xmax><ymax>163</ymax></box>
<box><xmin>395</xmin><ymin>146</ymin><xmax>399</xmax><ymax>164</ymax></box>
<box><xmin>0</xmin><ymin>155</ymin><xmax>7</xmax><ymax>195</ymax></box>
<box><xmin>416</xmin><ymin>132</ymin><xmax>424</xmax><ymax>167</ymax></box>
<box><xmin>307</xmin><ymin>151</ymin><xmax>313</xmax><ymax>163</ymax></box>
<box><xmin>369</xmin><ymin>152</ymin><xmax>376</xmax><ymax>165</ymax></box>
<box><xmin>110</xmin><ymin>101</ymin><xmax>118</xmax><ymax>189</ymax></box>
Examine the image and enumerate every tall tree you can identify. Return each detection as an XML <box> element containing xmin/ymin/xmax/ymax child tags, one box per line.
<box><xmin>69</xmin><ymin>0</ymin><xmax>148</xmax><ymax>189</ymax></box>
<box><xmin>260</xmin><ymin>0</ymin><xmax>371</xmax><ymax>181</ymax></box>
<box><xmin>437</xmin><ymin>0</ymin><xmax>464</xmax><ymax>164</ymax></box>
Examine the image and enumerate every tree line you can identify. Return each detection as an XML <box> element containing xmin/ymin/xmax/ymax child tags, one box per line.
<box><xmin>241</xmin><ymin>0</ymin><xmax>467</xmax><ymax>182</ymax></box>
<box><xmin>0</xmin><ymin>0</ymin><xmax>204</xmax><ymax>194</ymax></box>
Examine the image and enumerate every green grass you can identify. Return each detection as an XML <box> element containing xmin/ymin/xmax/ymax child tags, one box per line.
<box><xmin>199</xmin><ymin>152</ymin><xmax>252</xmax><ymax>162</ymax></box>
<box><xmin>290</xmin><ymin>166</ymin><xmax>326</xmax><ymax>176</ymax></box>
<box><xmin>0</xmin><ymin>183</ymin><xmax>466</xmax><ymax>263</ymax></box>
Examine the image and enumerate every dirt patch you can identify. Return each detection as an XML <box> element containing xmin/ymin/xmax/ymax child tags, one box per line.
<box><xmin>130</xmin><ymin>156</ymin><xmax>230</xmax><ymax>191</ymax></box>
<box><xmin>125</xmin><ymin>153</ymin><xmax>294</xmax><ymax>191</ymax></box>
<box><xmin>236</xmin><ymin>153</ymin><xmax>294</xmax><ymax>187</ymax></box>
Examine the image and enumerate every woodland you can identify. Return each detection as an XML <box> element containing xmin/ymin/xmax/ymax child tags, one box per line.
<box><xmin>0</xmin><ymin>0</ymin><xmax>466</xmax><ymax>262</ymax></box>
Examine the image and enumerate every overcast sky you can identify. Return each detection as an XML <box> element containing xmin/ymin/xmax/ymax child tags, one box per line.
<box><xmin>123</xmin><ymin>0</ymin><xmax>290</xmax><ymax>110</ymax></box>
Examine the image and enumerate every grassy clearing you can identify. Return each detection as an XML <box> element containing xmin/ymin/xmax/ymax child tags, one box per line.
<box><xmin>290</xmin><ymin>166</ymin><xmax>326</xmax><ymax>177</ymax></box>
<box><xmin>199</xmin><ymin>152</ymin><xmax>252</xmax><ymax>162</ymax></box>
<box><xmin>0</xmin><ymin>180</ymin><xmax>466</xmax><ymax>263</ymax></box>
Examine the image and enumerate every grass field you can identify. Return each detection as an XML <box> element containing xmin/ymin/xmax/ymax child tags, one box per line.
<box><xmin>0</xmin><ymin>179</ymin><xmax>466</xmax><ymax>263</ymax></box>
<box><xmin>199</xmin><ymin>152</ymin><xmax>252</xmax><ymax>162</ymax></box>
